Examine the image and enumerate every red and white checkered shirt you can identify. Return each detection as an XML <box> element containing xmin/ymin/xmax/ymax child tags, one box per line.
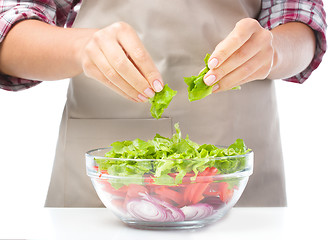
<box><xmin>0</xmin><ymin>0</ymin><xmax>327</xmax><ymax>91</ymax></box>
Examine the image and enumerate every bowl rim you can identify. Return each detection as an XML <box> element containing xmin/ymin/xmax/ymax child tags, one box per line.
<box><xmin>86</xmin><ymin>147</ymin><xmax>253</xmax><ymax>179</ymax></box>
<box><xmin>85</xmin><ymin>146</ymin><xmax>254</xmax><ymax>162</ymax></box>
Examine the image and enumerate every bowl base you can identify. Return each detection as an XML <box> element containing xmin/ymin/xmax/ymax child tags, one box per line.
<box><xmin>123</xmin><ymin>218</ymin><xmax>218</xmax><ymax>230</ymax></box>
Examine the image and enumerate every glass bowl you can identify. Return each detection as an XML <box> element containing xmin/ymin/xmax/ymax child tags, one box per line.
<box><xmin>86</xmin><ymin>147</ymin><xmax>253</xmax><ymax>230</ymax></box>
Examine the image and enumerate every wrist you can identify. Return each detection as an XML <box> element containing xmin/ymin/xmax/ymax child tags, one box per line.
<box><xmin>267</xmin><ymin>30</ymin><xmax>282</xmax><ymax>79</ymax></box>
<box><xmin>72</xmin><ymin>28</ymin><xmax>98</xmax><ymax>75</ymax></box>
<box><xmin>267</xmin><ymin>22</ymin><xmax>316</xmax><ymax>80</ymax></box>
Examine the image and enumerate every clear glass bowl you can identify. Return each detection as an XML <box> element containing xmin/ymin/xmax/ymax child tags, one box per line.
<box><xmin>86</xmin><ymin>147</ymin><xmax>253</xmax><ymax>230</ymax></box>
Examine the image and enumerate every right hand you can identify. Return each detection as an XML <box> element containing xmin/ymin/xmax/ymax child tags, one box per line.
<box><xmin>78</xmin><ymin>22</ymin><xmax>164</xmax><ymax>102</ymax></box>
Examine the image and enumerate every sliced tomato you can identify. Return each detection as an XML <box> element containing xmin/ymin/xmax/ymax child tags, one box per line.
<box><xmin>99</xmin><ymin>182</ymin><xmax>128</xmax><ymax>198</ymax></box>
<box><xmin>182</xmin><ymin>181</ymin><xmax>208</xmax><ymax>205</ymax></box>
<box><xmin>190</xmin><ymin>183</ymin><xmax>209</xmax><ymax>204</ymax></box>
<box><xmin>183</xmin><ymin>183</ymin><xmax>195</xmax><ymax>204</ymax></box>
<box><xmin>196</xmin><ymin>167</ymin><xmax>218</xmax><ymax>183</ymax></box>
<box><xmin>191</xmin><ymin>167</ymin><xmax>218</xmax><ymax>202</ymax></box>
<box><xmin>93</xmin><ymin>166</ymin><xmax>108</xmax><ymax>176</ymax></box>
<box><xmin>181</xmin><ymin>167</ymin><xmax>220</xmax><ymax>205</ymax></box>
<box><xmin>126</xmin><ymin>184</ymin><xmax>148</xmax><ymax>198</ymax></box>
<box><xmin>144</xmin><ymin>176</ymin><xmax>155</xmax><ymax>184</ymax></box>
<box><xmin>208</xmin><ymin>167</ymin><xmax>218</xmax><ymax>176</ymax></box>
<box><xmin>153</xmin><ymin>186</ymin><xmax>184</xmax><ymax>206</ymax></box>
<box><xmin>218</xmin><ymin>182</ymin><xmax>234</xmax><ymax>203</ymax></box>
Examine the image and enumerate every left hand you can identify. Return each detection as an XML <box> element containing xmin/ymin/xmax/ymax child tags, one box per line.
<box><xmin>204</xmin><ymin>18</ymin><xmax>275</xmax><ymax>92</ymax></box>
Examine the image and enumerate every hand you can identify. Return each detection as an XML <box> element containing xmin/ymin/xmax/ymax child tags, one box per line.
<box><xmin>79</xmin><ymin>22</ymin><xmax>164</xmax><ymax>102</ymax></box>
<box><xmin>204</xmin><ymin>18</ymin><xmax>275</xmax><ymax>92</ymax></box>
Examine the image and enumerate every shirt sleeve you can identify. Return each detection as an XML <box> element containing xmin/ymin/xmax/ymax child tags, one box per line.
<box><xmin>0</xmin><ymin>0</ymin><xmax>80</xmax><ymax>91</ymax></box>
<box><xmin>257</xmin><ymin>0</ymin><xmax>327</xmax><ymax>84</ymax></box>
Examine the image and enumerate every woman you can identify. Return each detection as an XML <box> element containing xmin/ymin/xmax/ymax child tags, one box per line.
<box><xmin>0</xmin><ymin>0</ymin><xmax>327</xmax><ymax>207</ymax></box>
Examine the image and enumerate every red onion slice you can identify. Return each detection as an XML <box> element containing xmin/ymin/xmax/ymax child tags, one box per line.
<box><xmin>126</xmin><ymin>198</ymin><xmax>169</xmax><ymax>222</ymax></box>
<box><xmin>126</xmin><ymin>192</ymin><xmax>184</xmax><ymax>222</ymax></box>
<box><xmin>181</xmin><ymin>203</ymin><xmax>214</xmax><ymax>220</ymax></box>
<box><xmin>150</xmin><ymin>196</ymin><xmax>185</xmax><ymax>222</ymax></box>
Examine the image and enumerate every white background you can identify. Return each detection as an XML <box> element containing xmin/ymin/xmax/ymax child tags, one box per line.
<box><xmin>0</xmin><ymin>1</ymin><xmax>331</xmax><ymax>223</ymax></box>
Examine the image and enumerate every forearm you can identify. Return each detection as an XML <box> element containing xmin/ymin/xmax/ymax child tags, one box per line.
<box><xmin>268</xmin><ymin>22</ymin><xmax>316</xmax><ymax>80</ymax></box>
<box><xmin>0</xmin><ymin>20</ymin><xmax>96</xmax><ymax>81</ymax></box>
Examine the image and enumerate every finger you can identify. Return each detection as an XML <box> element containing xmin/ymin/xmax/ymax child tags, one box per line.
<box><xmin>218</xmin><ymin>66</ymin><xmax>272</xmax><ymax>92</ymax></box>
<box><xmin>198</xmin><ymin>67</ymin><xmax>206</xmax><ymax>75</ymax></box>
<box><xmin>204</xmin><ymin>31</ymin><xmax>268</xmax><ymax>86</ymax></box>
<box><xmin>97</xmin><ymin>38</ymin><xmax>155</xmax><ymax>98</ymax></box>
<box><xmin>92</xmin><ymin>27</ymin><xmax>155</xmax><ymax>98</ymax></box>
<box><xmin>237</xmin><ymin>66</ymin><xmax>271</xmax><ymax>86</ymax></box>
<box><xmin>247</xmin><ymin>55</ymin><xmax>274</xmax><ymax>83</ymax></box>
<box><xmin>208</xmin><ymin>18</ymin><xmax>262</xmax><ymax>69</ymax></box>
<box><xmin>86</xmin><ymin>46</ymin><xmax>148</xmax><ymax>102</ymax></box>
<box><xmin>115</xmin><ymin>23</ymin><xmax>164</xmax><ymax>92</ymax></box>
<box><xmin>213</xmin><ymin>50</ymin><xmax>272</xmax><ymax>92</ymax></box>
<box><xmin>83</xmin><ymin>61</ymin><xmax>138</xmax><ymax>102</ymax></box>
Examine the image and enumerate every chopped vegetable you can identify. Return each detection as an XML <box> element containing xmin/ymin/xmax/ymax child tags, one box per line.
<box><xmin>149</xmin><ymin>84</ymin><xmax>177</xmax><ymax>119</ymax></box>
<box><xmin>184</xmin><ymin>54</ymin><xmax>213</xmax><ymax>102</ymax></box>
<box><xmin>183</xmin><ymin>167</ymin><xmax>218</xmax><ymax>205</ymax></box>
<box><xmin>126</xmin><ymin>192</ymin><xmax>184</xmax><ymax>222</ymax></box>
<box><xmin>153</xmin><ymin>186</ymin><xmax>183</xmax><ymax>206</ymax></box>
<box><xmin>217</xmin><ymin>182</ymin><xmax>234</xmax><ymax>203</ymax></box>
<box><xmin>148</xmin><ymin>194</ymin><xmax>185</xmax><ymax>222</ymax></box>
<box><xmin>92</xmin><ymin>123</ymin><xmax>251</xmax><ymax>222</ymax></box>
<box><xmin>180</xmin><ymin>203</ymin><xmax>214</xmax><ymax>220</ymax></box>
<box><xmin>184</xmin><ymin>53</ymin><xmax>240</xmax><ymax>102</ymax></box>
<box><xmin>126</xmin><ymin>198</ymin><xmax>172</xmax><ymax>222</ymax></box>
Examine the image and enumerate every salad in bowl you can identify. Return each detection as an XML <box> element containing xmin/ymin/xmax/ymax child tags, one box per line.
<box><xmin>86</xmin><ymin>123</ymin><xmax>253</xmax><ymax>229</ymax></box>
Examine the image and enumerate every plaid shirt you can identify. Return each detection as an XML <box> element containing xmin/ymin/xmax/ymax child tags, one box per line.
<box><xmin>0</xmin><ymin>0</ymin><xmax>327</xmax><ymax>91</ymax></box>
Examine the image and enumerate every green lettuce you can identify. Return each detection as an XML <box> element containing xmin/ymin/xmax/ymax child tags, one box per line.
<box><xmin>184</xmin><ymin>53</ymin><xmax>240</xmax><ymax>102</ymax></box>
<box><xmin>184</xmin><ymin>54</ymin><xmax>212</xmax><ymax>102</ymax></box>
<box><xmin>149</xmin><ymin>84</ymin><xmax>177</xmax><ymax>119</ymax></box>
<box><xmin>95</xmin><ymin>123</ymin><xmax>251</xmax><ymax>188</ymax></box>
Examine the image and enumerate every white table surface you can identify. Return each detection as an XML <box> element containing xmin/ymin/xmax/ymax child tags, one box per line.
<box><xmin>0</xmin><ymin>206</ymin><xmax>330</xmax><ymax>240</ymax></box>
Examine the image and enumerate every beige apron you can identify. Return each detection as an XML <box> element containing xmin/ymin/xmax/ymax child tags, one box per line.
<box><xmin>45</xmin><ymin>0</ymin><xmax>287</xmax><ymax>207</ymax></box>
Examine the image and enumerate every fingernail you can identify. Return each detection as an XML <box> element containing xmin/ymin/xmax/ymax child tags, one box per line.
<box><xmin>153</xmin><ymin>80</ymin><xmax>163</xmax><ymax>92</ymax></box>
<box><xmin>208</xmin><ymin>58</ymin><xmax>218</xmax><ymax>69</ymax></box>
<box><xmin>144</xmin><ymin>88</ymin><xmax>155</xmax><ymax>98</ymax></box>
<box><xmin>138</xmin><ymin>94</ymin><xmax>148</xmax><ymax>102</ymax></box>
<box><xmin>212</xmin><ymin>84</ymin><xmax>220</xmax><ymax>92</ymax></box>
<box><xmin>204</xmin><ymin>75</ymin><xmax>216</xmax><ymax>86</ymax></box>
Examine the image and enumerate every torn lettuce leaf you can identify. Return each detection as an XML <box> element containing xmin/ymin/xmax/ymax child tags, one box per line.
<box><xmin>184</xmin><ymin>54</ymin><xmax>212</xmax><ymax>102</ymax></box>
<box><xmin>184</xmin><ymin>53</ymin><xmax>240</xmax><ymax>102</ymax></box>
<box><xmin>149</xmin><ymin>84</ymin><xmax>177</xmax><ymax>119</ymax></box>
